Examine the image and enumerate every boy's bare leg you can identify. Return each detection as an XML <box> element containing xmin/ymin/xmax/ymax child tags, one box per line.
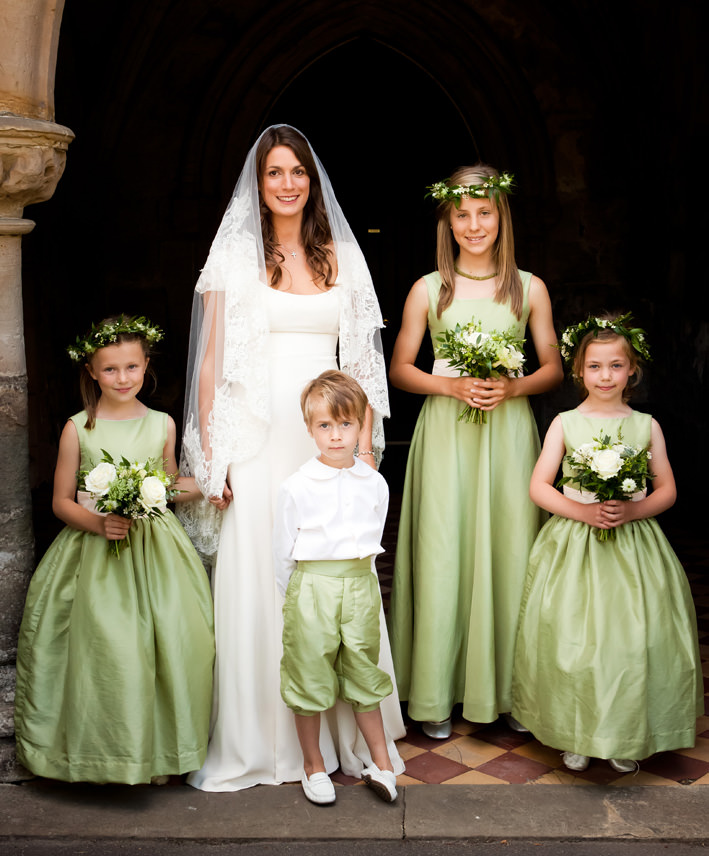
<box><xmin>294</xmin><ymin>712</ymin><xmax>326</xmax><ymax>777</ymax></box>
<box><xmin>354</xmin><ymin>708</ymin><xmax>393</xmax><ymax>771</ymax></box>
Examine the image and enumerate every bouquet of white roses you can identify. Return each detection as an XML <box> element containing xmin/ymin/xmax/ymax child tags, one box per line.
<box><xmin>436</xmin><ymin>318</ymin><xmax>526</xmax><ymax>424</ymax></box>
<box><xmin>79</xmin><ymin>450</ymin><xmax>180</xmax><ymax>557</ymax></box>
<box><xmin>557</xmin><ymin>431</ymin><xmax>653</xmax><ymax>541</ymax></box>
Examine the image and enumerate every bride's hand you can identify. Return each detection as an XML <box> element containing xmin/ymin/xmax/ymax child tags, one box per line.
<box><xmin>209</xmin><ymin>482</ymin><xmax>233</xmax><ymax>510</ymax></box>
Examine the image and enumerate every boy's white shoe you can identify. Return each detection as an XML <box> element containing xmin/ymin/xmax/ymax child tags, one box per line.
<box><xmin>562</xmin><ymin>751</ymin><xmax>590</xmax><ymax>771</ymax></box>
<box><xmin>301</xmin><ymin>770</ymin><xmax>336</xmax><ymax>805</ymax></box>
<box><xmin>362</xmin><ymin>764</ymin><xmax>398</xmax><ymax>802</ymax></box>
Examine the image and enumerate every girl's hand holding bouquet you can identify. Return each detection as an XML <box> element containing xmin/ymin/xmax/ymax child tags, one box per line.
<box><xmin>80</xmin><ymin>451</ymin><xmax>180</xmax><ymax>557</ymax></box>
<box><xmin>557</xmin><ymin>431</ymin><xmax>653</xmax><ymax>541</ymax></box>
<box><xmin>436</xmin><ymin>318</ymin><xmax>526</xmax><ymax>424</ymax></box>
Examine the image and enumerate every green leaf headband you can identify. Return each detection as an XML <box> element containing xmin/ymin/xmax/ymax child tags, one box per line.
<box><xmin>558</xmin><ymin>312</ymin><xmax>652</xmax><ymax>367</ymax></box>
<box><xmin>67</xmin><ymin>315</ymin><xmax>164</xmax><ymax>363</ymax></box>
<box><xmin>425</xmin><ymin>172</ymin><xmax>515</xmax><ymax>207</ymax></box>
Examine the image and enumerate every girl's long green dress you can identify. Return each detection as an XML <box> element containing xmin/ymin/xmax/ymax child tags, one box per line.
<box><xmin>388</xmin><ymin>271</ymin><xmax>546</xmax><ymax>723</ymax></box>
<box><xmin>15</xmin><ymin>410</ymin><xmax>215</xmax><ymax>784</ymax></box>
<box><xmin>512</xmin><ymin>409</ymin><xmax>703</xmax><ymax>759</ymax></box>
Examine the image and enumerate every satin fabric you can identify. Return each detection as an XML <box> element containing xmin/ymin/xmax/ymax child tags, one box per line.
<box><xmin>281</xmin><ymin>559</ymin><xmax>392</xmax><ymax>714</ymax></box>
<box><xmin>14</xmin><ymin>410</ymin><xmax>215</xmax><ymax>783</ymax></box>
<box><xmin>511</xmin><ymin>409</ymin><xmax>703</xmax><ymax>759</ymax></box>
<box><xmin>388</xmin><ymin>271</ymin><xmax>546</xmax><ymax>724</ymax></box>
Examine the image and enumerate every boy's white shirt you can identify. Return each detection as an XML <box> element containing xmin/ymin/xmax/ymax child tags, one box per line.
<box><xmin>273</xmin><ymin>456</ymin><xmax>389</xmax><ymax>596</ymax></box>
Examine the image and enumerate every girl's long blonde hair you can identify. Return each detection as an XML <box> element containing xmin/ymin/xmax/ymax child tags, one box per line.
<box><xmin>435</xmin><ymin>163</ymin><xmax>522</xmax><ymax>319</ymax></box>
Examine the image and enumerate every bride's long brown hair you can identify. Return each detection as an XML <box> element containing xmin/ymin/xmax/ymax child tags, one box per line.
<box><xmin>256</xmin><ymin>126</ymin><xmax>335</xmax><ymax>289</ymax></box>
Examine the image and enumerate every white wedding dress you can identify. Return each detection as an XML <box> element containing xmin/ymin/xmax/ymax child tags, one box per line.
<box><xmin>187</xmin><ymin>285</ymin><xmax>406</xmax><ymax>792</ymax></box>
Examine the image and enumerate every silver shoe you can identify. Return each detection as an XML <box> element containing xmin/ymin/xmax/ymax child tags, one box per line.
<box><xmin>503</xmin><ymin>713</ymin><xmax>530</xmax><ymax>733</ymax></box>
<box><xmin>608</xmin><ymin>758</ymin><xmax>638</xmax><ymax>773</ymax></box>
<box><xmin>562</xmin><ymin>751</ymin><xmax>590</xmax><ymax>771</ymax></box>
<box><xmin>421</xmin><ymin>717</ymin><xmax>452</xmax><ymax>739</ymax></box>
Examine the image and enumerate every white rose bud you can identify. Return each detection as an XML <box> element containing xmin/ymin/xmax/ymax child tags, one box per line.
<box><xmin>590</xmin><ymin>448</ymin><xmax>623</xmax><ymax>480</ymax></box>
<box><xmin>85</xmin><ymin>462</ymin><xmax>117</xmax><ymax>495</ymax></box>
<box><xmin>140</xmin><ymin>476</ymin><xmax>168</xmax><ymax>511</ymax></box>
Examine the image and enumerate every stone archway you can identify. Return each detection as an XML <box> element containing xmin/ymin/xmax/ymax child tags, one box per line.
<box><xmin>23</xmin><ymin>0</ymin><xmax>569</xmax><ymax>508</ymax></box>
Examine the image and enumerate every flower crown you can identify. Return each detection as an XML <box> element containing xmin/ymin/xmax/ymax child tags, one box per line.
<box><xmin>426</xmin><ymin>172</ymin><xmax>515</xmax><ymax>207</ymax></box>
<box><xmin>558</xmin><ymin>312</ymin><xmax>652</xmax><ymax>366</ymax></box>
<box><xmin>67</xmin><ymin>315</ymin><xmax>164</xmax><ymax>363</ymax></box>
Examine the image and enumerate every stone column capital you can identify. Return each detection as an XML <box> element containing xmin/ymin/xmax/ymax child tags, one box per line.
<box><xmin>0</xmin><ymin>115</ymin><xmax>74</xmax><ymax>219</ymax></box>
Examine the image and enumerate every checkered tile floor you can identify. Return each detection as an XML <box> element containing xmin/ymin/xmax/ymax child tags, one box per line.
<box><xmin>341</xmin><ymin>500</ymin><xmax>709</xmax><ymax>788</ymax></box>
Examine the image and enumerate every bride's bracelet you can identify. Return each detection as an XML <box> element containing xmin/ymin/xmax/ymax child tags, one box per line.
<box><xmin>357</xmin><ymin>450</ymin><xmax>374</xmax><ymax>457</ymax></box>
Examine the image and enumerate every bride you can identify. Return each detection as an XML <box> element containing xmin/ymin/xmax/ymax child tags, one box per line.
<box><xmin>179</xmin><ymin>125</ymin><xmax>406</xmax><ymax>791</ymax></box>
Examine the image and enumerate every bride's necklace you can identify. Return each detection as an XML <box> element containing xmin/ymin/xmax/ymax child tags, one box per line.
<box><xmin>279</xmin><ymin>243</ymin><xmax>300</xmax><ymax>259</ymax></box>
<box><xmin>454</xmin><ymin>264</ymin><xmax>497</xmax><ymax>281</ymax></box>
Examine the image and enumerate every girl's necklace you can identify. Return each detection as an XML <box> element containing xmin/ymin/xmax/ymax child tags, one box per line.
<box><xmin>454</xmin><ymin>264</ymin><xmax>497</xmax><ymax>281</ymax></box>
<box><xmin>279</xmin><ymin>243</ymin><xmax>300</xmax><ymax>259</ymax></box>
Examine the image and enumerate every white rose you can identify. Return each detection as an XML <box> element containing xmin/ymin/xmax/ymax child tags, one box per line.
<box><xmin>495</xmin><ymin>346</ymin><xmax>525</xmax><ymax>372</ymax></box>
<box><xmin>140</xmin><ymin>476</ymin><xmax>167</xmax><ymax>511</ymax></box>
<box><xmin>85</xmin><ymin>461</ymin><xmax>117</xmax><ymax>495</ymax></box>
<box><xmin>621</xmin><ymin>478</ymin><xmax>637</xmax><ymax>493</ymax></box>
<box><xmin>463</xmin><ymin>330</ymin><xmax>488</xmax><ymax>348</ymax></box>
<box><xmin>590</xmin><ymin>448</ymin><xmax>623</xmax><ymax>479</ymax></box>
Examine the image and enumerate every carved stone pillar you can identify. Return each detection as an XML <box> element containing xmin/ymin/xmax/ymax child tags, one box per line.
<box><xmin>0</xmin><ymin>116</ymin><xmax>73</xmax><ymax>780</ymax></box>
<box><xmin>0</xmin><ymin>0</ymin><xmax>74</xmax><ymax>779</ymax></box>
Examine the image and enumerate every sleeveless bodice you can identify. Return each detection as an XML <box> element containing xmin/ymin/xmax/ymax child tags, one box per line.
<box><xmin>560</xmin><ymin>409</ymin><xmax>652</xmax><ymax>486</ymax></box>
<box><xmin>70</xmin><ymin>409</ymin><xmax>168</xmax><ymax>470</ymax></box>
<box><xmin>426</xmin><ymin>271</ymin><xmax>531</xmax><ymax>362</ymax></box>
<box><xmin>266</xmin><ymin>285</ymin><xmax>340</xmax><ymax>360</ymax></box>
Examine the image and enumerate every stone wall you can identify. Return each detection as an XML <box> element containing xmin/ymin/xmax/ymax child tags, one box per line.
<box><xmin>0</xmin><ymin>0</ymin><xmax>72</xmax><ymax>780</ymax></box>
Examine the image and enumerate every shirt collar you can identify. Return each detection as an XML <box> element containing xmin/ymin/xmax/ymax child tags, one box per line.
<box><xmin>300</xmin><ymin>456</ymin><xmax>375</xmax><ymax>480</ymax></box>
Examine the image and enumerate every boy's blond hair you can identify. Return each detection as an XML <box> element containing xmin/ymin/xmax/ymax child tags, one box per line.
<box><xmin>300</xmin><ymin>370</ymin><xmax>368</xmax><ymax>427</ymax></box>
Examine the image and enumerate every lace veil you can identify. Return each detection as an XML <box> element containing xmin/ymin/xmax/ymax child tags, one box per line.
<box><xmin>177</xmin><ymin>124</ymin><xmax>389</xmax><ymax>556</ymax></box>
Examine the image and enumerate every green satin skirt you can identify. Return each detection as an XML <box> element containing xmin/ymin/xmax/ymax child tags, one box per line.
<box><xmin>388</xmin><ymin>392</ymin><xmax>545</xmax><ymax>723</ymax></box>
<box><xmin>511</xmin><ymin>515</ymin><xmax>703</xmax><ymax>759</ymax></box>
<box><xmin>15</xmin><ymin>512</ymin><xmax>215</xmax><ymax>783</ymax></box>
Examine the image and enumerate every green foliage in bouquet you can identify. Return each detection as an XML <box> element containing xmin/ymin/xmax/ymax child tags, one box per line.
<box><xmin>436</xmin><ymin>318</ymin><xmax>526</xmax><ymax>424</ymax></box>
<box><xmin>79</xmin><ymin>450</ymin><xmax>180</xmax><ymax>557</ymax></box>
<box><xmin>557</xmin><ymin>430</ymin><xmax>653</xmax><ymax>541</ymax></box>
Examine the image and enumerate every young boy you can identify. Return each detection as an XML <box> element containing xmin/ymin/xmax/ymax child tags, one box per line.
<box><xmin>273</xmin><ymin>370</ymin><xmax>398</xmax><ymax>806</ymax></box>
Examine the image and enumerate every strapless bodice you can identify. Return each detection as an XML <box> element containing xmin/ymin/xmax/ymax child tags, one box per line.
<box><xmin>266</xmin><ymin>286</ymin><xmax>340</xmax><ymax>358</ymax></box>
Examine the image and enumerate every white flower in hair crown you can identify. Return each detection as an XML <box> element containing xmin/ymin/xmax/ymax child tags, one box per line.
<box><xmin>557</xmin><ymin>312</ymin><xmax>651</xmax><ymax>367</ymax></box>
<box><xmin>67</xmin><ymin>315</ymin><xmax>164</xmax><ymax>363</ymax></box>
<box><xmin>426</xmin><ymin>173</ymin><xmax>515</xmax><ymax>207</ymax></box>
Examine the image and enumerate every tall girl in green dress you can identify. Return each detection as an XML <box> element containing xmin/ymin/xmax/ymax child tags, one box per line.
<box><xmin>511</xmin><ymin>315</ymin><xmax>702</xmax><ymax>773</ymax></box>
<box><xmin>387</xmin><ymin>165</ymin><xmax>563</xmax><ymax>737</ymax></box>
<box><xmin>14</xmin><ymin>316</ymin><xmax>215</xmax><ymax>784</ymax></box>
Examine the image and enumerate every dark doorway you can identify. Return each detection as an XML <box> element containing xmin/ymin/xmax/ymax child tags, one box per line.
<box><xmin>262</xmin><ymin>38</ymin><xmax>479</xmax><ymax>483</ymax></box>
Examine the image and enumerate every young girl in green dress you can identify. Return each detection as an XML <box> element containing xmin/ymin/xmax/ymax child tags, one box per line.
<box><xmin>511</xmin><ymin>314</ymin><xmax>702</xmax><ymax>772</ymax></box>
<box><xmin>387</xmin><ymin>165</ymin><xmax>563</xmax><ymax>738</ymax></box>
<box><xmin>14</xmin><ymin>316</ymin><xmax>215</xmax><ymax>784</ymax></box>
